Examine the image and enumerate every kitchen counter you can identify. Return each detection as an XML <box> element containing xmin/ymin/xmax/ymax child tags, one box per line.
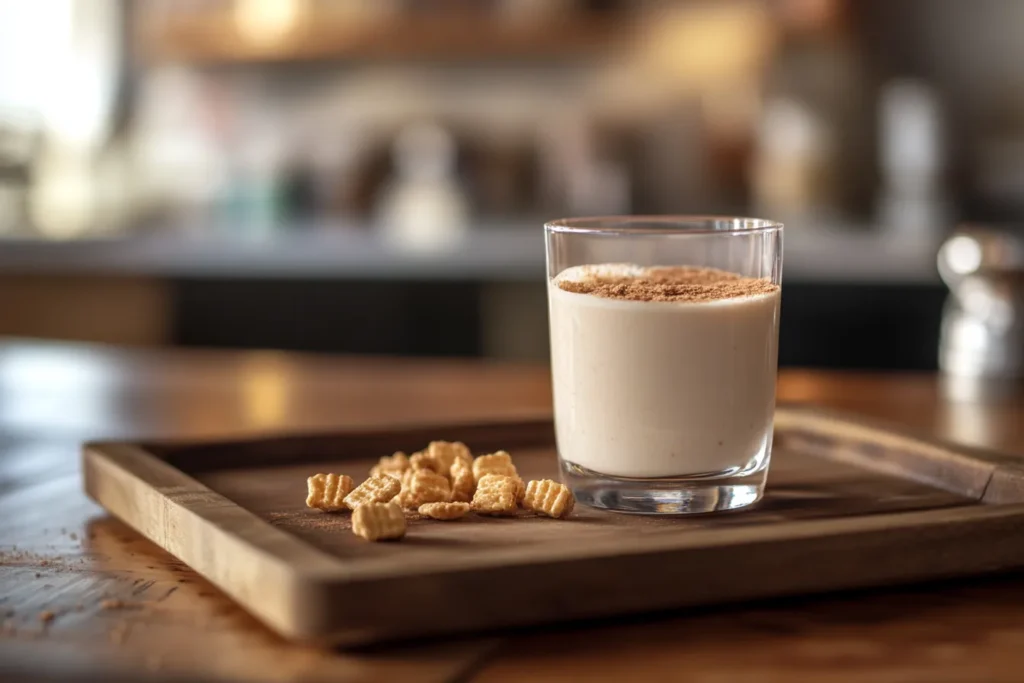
<box><xmin>2</xmin><ymin>341</ymin><xmax>1024</xmax><ymax>682</ymax></box>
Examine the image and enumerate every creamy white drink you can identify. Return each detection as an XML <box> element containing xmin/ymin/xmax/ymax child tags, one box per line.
<box><xmin>549</xmin><ymin>264</ymin><xmax>781</xmax><ymax>479</ymax></box>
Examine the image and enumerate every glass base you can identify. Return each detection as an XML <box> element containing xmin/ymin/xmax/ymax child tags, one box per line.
<box><xmin>561</xmin><ymin>460</ymin><xmax>767</xmax><ymax>515</ymax></box>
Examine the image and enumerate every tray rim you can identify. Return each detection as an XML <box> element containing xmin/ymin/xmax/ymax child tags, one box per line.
<box><xmin>82</xmin><ymin>404</ymin><xmax>1024</xmax><ymax>646</ymax></box>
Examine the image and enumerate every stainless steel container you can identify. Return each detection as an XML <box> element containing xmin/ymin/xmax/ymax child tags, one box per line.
<box><xmin>938</xmin><ymin>226</ymin><xmax>1024</xmax><ymax>399</ymax></box>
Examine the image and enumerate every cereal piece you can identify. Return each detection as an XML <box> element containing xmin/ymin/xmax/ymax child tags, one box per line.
<box><xmin>472</xmin><ymin>451</ymin><xmax>518</xmax><ymax>482</ymax></box>
<box><xmin>369</xmin><ymin>451</ymin><xmax>409</xmax><ymax>480</ymax></box>
<box><xmin>523</xmin><ymin>479</ymin><xmax>575</xmax><ymax>519</ymax></box>
<box><xmin>449</xmin><ymin>457</ymin><xmax>475</xmax><ymax>503</ymax></box>
<box><xmin>418</xmin><ymin>502</ymin><xmax>471</xmax><ymax>520</ymax></box>
<box><xmin>306</xmin><ymin>473</ymin><xmax>355</xmax><ymax>512</ymax></box>
<box><xmin>368</xmin><ymin>465</ymin><xmax>398</xmax><ymax>480</ymax></box>
<box><xmin>343</xmin><ymin>474</ymin><xmax>401</xmax><ymax>509</ymax></box>
<box><xmin>409</xmin><ymin>451</ymin><xmax>442</xmax><ymax>474</ymax></box>
<box><xmin>351</xmin><ymin>502</ymin><xmax>406</xmax><ymax>542</ymax></box>
<box><xmin>471</xmin><ymin>474</ymin><xmax>519</xmax><ymax>515</ymax></box>
<box><xmin>427</xmin><ymin>441</ymin><xmax>472</xmax><ymax>472</ymax></box>
<box><xmin>512</xmin><ymin>475</ymin><xmax>526</xmax><ymax>504</ymax></box>
<box><xmin>400</xmin><ymin>470</ymin><xmax>451</xmax><ymax>508</ymax></box>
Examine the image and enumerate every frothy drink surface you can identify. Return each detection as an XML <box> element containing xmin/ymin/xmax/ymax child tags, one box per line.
<box><xmin>549</xmin><ymin>264</ymin><xmax>780</xmax><ymax>478</ymax></box>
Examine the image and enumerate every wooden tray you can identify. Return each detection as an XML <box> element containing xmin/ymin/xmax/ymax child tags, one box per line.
<box><xmin>82</xmin><ymin>405</ymin><xmax>1024</xmax><ymax>648</ymax></box>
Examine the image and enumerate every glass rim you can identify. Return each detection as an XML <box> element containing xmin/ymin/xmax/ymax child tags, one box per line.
<box><xmin>544</xmin><ymin>215</ymin><xmax>783</xmax><ymax>236</ymax></box>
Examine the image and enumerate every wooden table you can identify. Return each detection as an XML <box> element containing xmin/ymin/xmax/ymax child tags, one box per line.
<box><xmin>2</xmin><ymin>341</ymin><xmax>1024</xmax><ymax>682</ymax></box>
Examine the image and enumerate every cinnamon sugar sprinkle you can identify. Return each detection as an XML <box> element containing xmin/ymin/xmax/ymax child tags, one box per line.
<box><xmin>557</xmin><ymin>266</ymin><xmax>778</xmax><ymax>303</ymax></box>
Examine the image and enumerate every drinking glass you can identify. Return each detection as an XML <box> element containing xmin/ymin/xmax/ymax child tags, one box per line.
<box><xmin>546</xmin><ymin>216</ymin><xmax>783</xmax><ymax>514</ymax></box>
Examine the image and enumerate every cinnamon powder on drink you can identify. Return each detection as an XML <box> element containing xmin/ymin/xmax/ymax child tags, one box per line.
<box><xmin>556</xmin><ymin>266</ymin><xmax>778</xmax><ymax>303</ymax></box>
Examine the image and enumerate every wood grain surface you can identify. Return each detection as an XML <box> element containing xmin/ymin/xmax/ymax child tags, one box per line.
<box><xmin>4</xmin><ymin>342</ymin><xmax>1024</xmax><ymax>681</ymax></box>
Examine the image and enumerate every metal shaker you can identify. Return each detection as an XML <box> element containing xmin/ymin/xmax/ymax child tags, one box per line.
<box><xmin>938</xmin><ymin>226</ymin><xmax>1024</xmax><ymax>399</ymax></box>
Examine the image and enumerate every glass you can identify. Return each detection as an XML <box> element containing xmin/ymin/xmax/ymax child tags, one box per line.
<box><xmin>545</xmin><ymin>216</ymin><xmax>783</xmax><ymax>514</ymax></box>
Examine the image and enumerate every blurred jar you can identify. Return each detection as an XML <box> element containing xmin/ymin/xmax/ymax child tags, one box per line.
<box><xmin>877</xmin><ymin>80</ymin><xmax>952</xmax><ymax>242</ymax></box>
<box><xmin>750</xmin><ymin>97</ymin><xmax>835</xmax><ymax>220</ymax></box>
<box><xmin>0</xmin><ymin>113</ymin><xmax>39</xmax><ymax>235</ymax></box>
<box><xmin>938</xmin><ymin>226</ymin><xmax>1024</xmax><ymax>400</ymax></box>
<box><xmin>757</xmin><ymin>0</ymin><xmax>871</xmax><ymax>221</ymax></box>
<box><xmin>377</xmin><ymin>122</ymin><xmax>469</xmax><ymax>252</ymax></box>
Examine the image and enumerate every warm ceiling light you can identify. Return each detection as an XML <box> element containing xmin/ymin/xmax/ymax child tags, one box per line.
<box><xmin>233</xmin><ymin>0</ymin><xmax>307</xmax><ymax>47</ymax></box>
<box><xmin>633</xmin><ymin>3</ymin><xmax>773</xmax><ymax>88</ymax></box>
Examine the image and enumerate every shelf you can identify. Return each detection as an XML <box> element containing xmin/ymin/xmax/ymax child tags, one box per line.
<box><xmin>138</xmin><ymin>13</ymin><xmax>623</xmax><ymax>65</ymax></box>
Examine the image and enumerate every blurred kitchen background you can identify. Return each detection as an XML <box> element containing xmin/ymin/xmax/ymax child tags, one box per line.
<box><xmin>1</xmin><ymin>0</ymin><xmax>1022</xmax><ymax>370</ymax></box>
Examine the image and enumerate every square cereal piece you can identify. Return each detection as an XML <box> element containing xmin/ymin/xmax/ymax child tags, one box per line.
<box><xmin>472</xmin><ymin>451</ymin><xmax>518</xmax><ymax>483</ymax></box>
<box><xmin>427</xmin><ymin>441</ymin><xmax>472</xmax><ymax>472</ymax></box>
<box><xmin>450</xmin><ymin>457</ymin><xmax>475</xmax><ymax>503</ymax></box>
<box><xmin>418</xmin><ymin>501</ymin><xmax>471</xmax><ymax>520</ymax></box>
<box><xmin>523</xmin><ymin>479</ymin><xmax>575</xmax><ymax>519</ymax></box>
<box><xmin>351</xmin><ymin>502</ymin><xmax>406</xmax><ymax>541</ymax></box>
<box><xmin>306</xmin><ymin>473</ymin><xmax>354</xmax><ymax>512</ymax></box>
<box><xmin>344</xmin><ymin>474</ymin><xmax>401</xmax><ymax>508</ymax></box>
<box><xmin>400</xmin><ymin>470</ymin><xmax>451</xmax><ymax>508</ymax></box>
<box><xmin>370</xmin><ymin>451</ymin><xmax>409</xmax><ymax>480</ymax></box>
<box><xmin>472</xmin><ymin>474</ymin><xmax>519</xmax><ymax>516</ymax></box>
<box><xmin>512</xmin><ymin>475</ymin><xmax>526</xmax><ymax>504</ymax></box>
<box><xmin>409</xmin><ymin>451</ymin><xmax>443</xmax><ymax>474</ymax></box>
